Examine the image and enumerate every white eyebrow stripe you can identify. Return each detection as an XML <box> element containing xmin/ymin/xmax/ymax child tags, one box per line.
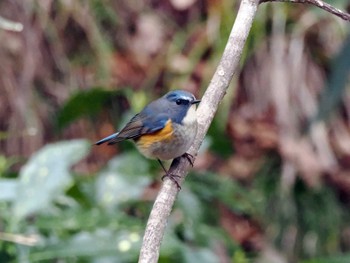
<box><xmin>178</xmin><ymin>95</ymin><xmax>193</xmax><ymax>101</ymax></box>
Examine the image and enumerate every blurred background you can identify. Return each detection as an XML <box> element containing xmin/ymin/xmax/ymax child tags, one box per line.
<box><xmin>0</xmin><ymin>0</ymin><xmax>350</xmax><ymax>262</ymax></box>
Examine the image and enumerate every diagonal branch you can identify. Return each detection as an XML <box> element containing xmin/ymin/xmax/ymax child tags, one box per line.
<box><xmin>138</xmin><ymin>0</ymin><xmax>260</xmax><ymax>262</ymax></box>
<box><xmin>259</xmin><ymin>0</ymin><xmax>350</xmax><ymax>21</ymax></box>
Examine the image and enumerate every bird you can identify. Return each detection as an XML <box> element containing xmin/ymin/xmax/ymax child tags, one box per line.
<box><xmin>95</xmin><ymin>90</ymin><xmax>200</xmax><ymax>188</ymax></box>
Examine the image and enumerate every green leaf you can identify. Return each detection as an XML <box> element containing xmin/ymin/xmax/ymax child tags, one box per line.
<box><xmin>302</xmin><ymin>254</ymin><xmax>350</xmax><ymax>263</ymax></box>
<box><xmin>29</xmin><ymin>230</ymin><xmax>141</xmax><ymax>262</ymax></box>
<box><xmin>182</xmin><ymin>246</ymin><xmax>219</xmax><ymax>263</ymax></box>
<box><xmin>160</xmin><ymin>228</ymin><xmax>183</xmax><ymax>257</ymax></box>
<box><xmin>96</xmin><ymin>152</ymin><xmax>151</xmax><ymax>209</ymax></box>
<box><xmin>55</xmin><ymin>88</ymin><xmax>120</xmax><ymax>130</ymax></box>
<box><xmin>315</xmin><ymin>35</ymin><xmax>350</xmax><ymax>122</ymax></box>
<box><xmin>0</xmin><ymin>179</ymin><xmax>18</xmax><ymax>201</ymax></box>
<box><xmin>207</xmin><ymin>117</ymin><xmax>233</xmax><ymax>158</ymax></box>
<box><xmin>177</xmin><ymin>188</ymin><xmax>202</xmax><ymax>219</ymax></box>
<box><xmin>13</xmin><ymin>140</ymin><xmax>90</xmax><ymax>220</ymax></box>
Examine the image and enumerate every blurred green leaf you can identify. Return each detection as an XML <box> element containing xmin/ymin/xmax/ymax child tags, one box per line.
<box><xmin>96</xmin><ymin>152</ymin><xmax>151</xmax><ymax>209</ymax></box>
<box><xmin>35</xmin><ymin>208</ymin><xmax>105</xmax><ymax>232</ymax></box>
<box><xmin>232</xmin><ymin>249</ymin><xmax>250</xmax><ymax>263</ymax></box>
<box><xmin>12</xmin><ymin>140</ymin><xmax>90</xmax><ymax>220</ymax></box>
<box><xmin>91</xmin><ymin>0</ymin><xmax>118</xmax><ymax>26</ymax></box>
<box><xmin>316</xmin><ymin>35</ymin><xmax>350</xmax><ymax>122</ymax></box>
<box><xmin>0</xmin><ymin>179</ymin><xmax>18</xmax><ymax>201</ymax></box>
<box><xmin>0</xmin><ymin>155</ymin><xmax>8</xmax><ymax>175</ymax></box>
<box><xmin>0</xmin><ymin>155</ymin><xmax>20</xmax><ymax>177</ymax></box>
<box><xmin>302</xmin><ymin>254</ymin><xmax>350</xmax><ymax>263</ymax></box>
<box><xmin>218</xmin><ymin>177</ymin><xmax>263</xmax><ymax>215</ymax></box>
<box><xmin>29</xmin><ymin>230</ymin><xmax>141</xmax><ymax>262</ymax></box>
<box><xmin>55</xmin><ymin>88</ymin><xmax>120</xmax><ymax>130</ymax></box>
<box><xmin>207</xmin><ymin>118</ymin><xmax>233</xmax><ymax>158</ymax></box>
<box><xmin>294</xmin><ymin>181</ymin><xmax>342</xmax><ymax>255</ymax></box>
<box><xmin>177</xmin><ymin>188</ymin><xmax>203</xmax><ymax>222</ymax></box>
<box><xmin>182</xmin><ymin>246</ymin><xmax>219</xmax><ymax>263</ymax></box>
<box><xmin>158</xmin><ymin>228</ymin><xmax>183</xmax><ymax>262</ymax></box>
<box><xmin>129</xmin><ymin>90</ymin><xmax>149</xmax><ymax>113</ymax></box>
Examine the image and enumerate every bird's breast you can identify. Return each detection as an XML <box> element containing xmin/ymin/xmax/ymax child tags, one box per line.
<box><xmin>136</xmin><ymin>107</ymin><xmax>198</xmax><ymax>160</ymax></box>
<box><xmin>139</xmin><ymin>119</ymin><xmax>173</xmax><ymax>144</ymax></box>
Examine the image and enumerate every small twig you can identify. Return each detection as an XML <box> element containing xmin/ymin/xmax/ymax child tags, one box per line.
<box><xmin>259</xmin><ymin>0</ymin><xmax>350</xmax><ymax>21</ymax></box>
<box><xmin>0</xmin><ymin>232</ymin><xmax>40</xmax><ymax>246</ymax></box>
<box><xmin>0</xmin><ymin>15</ymin><xmax>23</xmax><ymax>32</ymax></box>
<box><xmin>138</xmin><ymin>0</ymin><xmax>260</xmax><ymax>262</ymax></box>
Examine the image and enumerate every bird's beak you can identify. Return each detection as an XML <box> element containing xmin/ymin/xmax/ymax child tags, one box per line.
<box><xmin>191</xmin><ymin>99</ymin><xmax>201</xmax><ymax>105</ymax></box>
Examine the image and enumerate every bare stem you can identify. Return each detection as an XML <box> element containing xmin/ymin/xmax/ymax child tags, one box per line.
<box><xmin>260</xmin><ymin>0</ymin><xmax>350</xmax><ymax>21</ymax></box>
<box><xmin>138</xmin><ymin>0</ymin><xmax>260</xmax><ymax>262</ymax></box>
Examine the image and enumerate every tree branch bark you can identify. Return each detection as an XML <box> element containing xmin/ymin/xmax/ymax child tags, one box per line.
<box><xmin>138</xmin><ymin>0</ymin><xmax>260</xmax><ymax>262</ymax></box>
<box><xmin>260</xmin><ymin>0</ymin><xmax>350</xmax><ymax>21</ymax></box>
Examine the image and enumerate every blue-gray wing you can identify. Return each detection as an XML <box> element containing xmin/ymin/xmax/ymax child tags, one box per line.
<box><xmin>95</xmin><ymin>98</ymin><xmax>170</xmax><ymax>145</ymax></box>
<box><xmin>100</xmin><ymin>112</ymin><xmax>169</xmax><ymax>145</ymax></box>
<box><xmin>111</xmin><ymin>113</ymin><xmax>167</xmax><ymax>141</ymax></box>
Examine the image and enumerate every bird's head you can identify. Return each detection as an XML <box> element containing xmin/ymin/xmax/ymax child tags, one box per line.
<box><xmin>163</xmin><ymin>90</ymin><xmax>200</xmax><ymax>124</ymax></box>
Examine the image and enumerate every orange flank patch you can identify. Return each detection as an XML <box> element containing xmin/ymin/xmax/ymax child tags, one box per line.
<box><xmin>138</xmin><ymin>119</ymin><xmax>174</xmax><ymax>148</ymax></box>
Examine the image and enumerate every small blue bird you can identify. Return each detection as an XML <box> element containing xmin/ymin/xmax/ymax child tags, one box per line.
<box><xmin>96</xmin><ymin>90</ymin><xmax>200</xmax><ymax>187</ymax></box>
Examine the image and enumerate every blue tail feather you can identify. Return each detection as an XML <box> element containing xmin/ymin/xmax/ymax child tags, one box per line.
<box><xmin>95</xmin><ymin>133</ymin><xmax>119</xmax><ymax>145</ymax></box>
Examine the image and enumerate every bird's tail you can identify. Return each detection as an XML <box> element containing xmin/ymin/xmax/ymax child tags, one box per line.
<box><xmin>95</xmin><ymin>132</ymin><xmax>120</xmax><ymax>145</ymax></box>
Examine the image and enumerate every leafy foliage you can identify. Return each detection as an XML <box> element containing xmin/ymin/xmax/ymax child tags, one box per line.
<box><xmin>316</xmin><ymin>35</ymin><xmax>350</xmax><ymax>122</ymax></box>
<box><xmin>13</xmin><ymin>140</ymin><xmax>90</xmax><ymax>221</ymax></box>
<box><xmin>55</xmin><ymin>89</ymin><xmax>122</xmax><ymax>130</ymax></box>
<box><xmin>0</xmin><ymin>142</ymin><xmax>244</xmax><ymax>262</ymax></box>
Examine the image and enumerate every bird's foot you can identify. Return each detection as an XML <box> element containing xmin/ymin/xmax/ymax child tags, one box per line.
<box><xmin>161</xmin><ymin>173</ymin><xmax>181</xmax><ymax>190</ymax></box>
<box><xmin>182</xmin><ymin>152</ymin><xmax>195</xmax><ymax>166</ymax></box>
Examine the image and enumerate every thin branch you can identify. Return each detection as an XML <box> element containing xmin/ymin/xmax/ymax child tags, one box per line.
<box><xmin>138</xmin><ymin>0</ymin><xmax>260</xmax><ymax>262</ymax></box>
<box><xmin>0</xmin><ymin>232</ymin><xmax>39</xmax><ymax>246</ymax></box>
<box><xmin>259</xmin><ymin>0</ymin><xmax>350</xmax><ymax>21</ymax></box>
<box><xmin>0</xmin><ymin>15</ymin><xmax>23</xmax><ymax>32</ymax></box>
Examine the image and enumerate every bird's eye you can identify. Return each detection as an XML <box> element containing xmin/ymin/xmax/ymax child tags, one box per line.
<box><xmin>176</xmin><ymin>99</ymin><xmax>182</xmax><ymax>105</ymax></box>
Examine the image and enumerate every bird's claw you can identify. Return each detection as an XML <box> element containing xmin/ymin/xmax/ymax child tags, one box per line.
<box><xmin>161</xmin><ymin>173</ymin><xmax>181</xmax><ymax>190</ymax></box>
<box><xmin>182</xmin><ymin>152</ymin><xmax>195</xmax><ymax>166</ymax></box>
